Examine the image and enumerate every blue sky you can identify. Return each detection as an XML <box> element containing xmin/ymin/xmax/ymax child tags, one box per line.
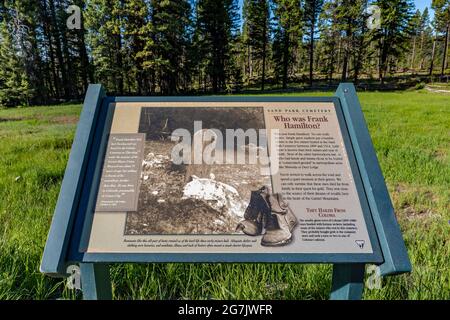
<box><xmin>415</xmin><ymin>0</ymin><xmax>433</xmax><ymax>13</ymax></box>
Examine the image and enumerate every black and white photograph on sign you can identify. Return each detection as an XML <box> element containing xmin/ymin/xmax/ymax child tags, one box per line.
<box><xmin>124</xmin><ymin>107</ymin><xmax>274</xmax><ymax>236</ymax></box>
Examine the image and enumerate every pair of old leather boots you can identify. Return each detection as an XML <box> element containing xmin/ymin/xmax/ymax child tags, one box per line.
<box><xmin>236</xmin><ymin>187</ymin><xmax>297</xmax><ymax>246</ymax></box>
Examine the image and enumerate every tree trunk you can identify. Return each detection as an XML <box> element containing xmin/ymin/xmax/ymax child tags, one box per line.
<box><xmin>341</xmin><ymin>50</ymin><xmax>348</xmax><ymax>82</ymax></box>
<box><xmin>248</xmin><ymin>45</ymin><xmax>253</xmax><ymax>81</ymax></box>
<box><xmin>354</xmin><ymin>16</ymin><xmax>367</xmax><ymax>84</ymax></box>
<box><xmin>379</xmin><ymin>38</ymin><xmax>388</xmax><ymax>84</ymax></box>
<box><xmin>430</xmin><ymin>34</ymin><xmax>437</xmax><ymax>76</ymax></box>
<box><xmin>49</xmin><ymin>0</ymin><xmax>69</xmax><ymax>99</ymax></box>
<box><xmin>261</xmin><ymin>19</ymin><xmax>267</xmax><ymax>91</ymax></box>
<box><xmin>341</xmin><ymin>19</ymin><xmax>352</xmax><ymax>82</ymax></box>
<box><xmin>336</xmin><ymin>38</ymin><xmax>342</xmax><ymax>79</ymax></box>
<box><xmin>309</xmin><ymin>25</ymin><xmax>314</xmax><ymax>87</ymax></box>
<box><xmin>410</xmin><ymin>36</ymin><xmax>416</xmax><ymax>74</ymax></box>
<box><xmin>328</xmin><ymin>36</ymin><xmax>336</xmax><ymax>84</ymax></box>
<box><xmin>77</xmin><ymin>3</ymin><xmax>92</xmax><ymax>93</ymax></box>
<box><xmin>419</xmin><ymin>32</ymin><xmax>425</xmax><ymax>70</ymax></box>
<box><xmin>441</xmin><ymin>23</ymin><xmax>449</xmax><ymax>77</ymax></box>
<box><xmin>114</xmin><ymin>34</ymin><xmax>124</xmax><ymax>94</ymax></box>
<box><xmin>354</xmin><ymin>36</ymin><xmax>364</xmax><ymax>84</ymax></box>
<box><xmin>74</xmin><ymin>0</ymin><xmax>92</xmax><ymax>92</ymax></box>
<box><xmin>246</xmin><ymin>43</ymin><xmax>251</xmax><ymax>83</ymax></box>
<box><xmin>78</xmin><ymin>32</ymin><xmax>91</xmax><ymax>92</ymax></box>
<box><xmin>41</xmin><ymin>0</ymin><xmax>59</xmax><ymax>98</ymax></box>
<box><xmin>341</xmin><ymin>51</ymin><xmax>348</xmax><ymax>81</ymax></box>
<box><xmin>114</xmin><ymin>2</ymin><xmax>124</xmax><ymax>95</ymax></box>
<box><xmin>282</xmin><ymin>30</ymin><xmax>289</xmax><ymax>89</ymax></box>
<box><xmin>378</xmin><ymin>48</ymin><xmax>383</xmax><ymax>83</ymax></box>
<box><xmin>60</xmin><ymin>26</ymin><xmax>74</xmax><ymax>98</ymax></box>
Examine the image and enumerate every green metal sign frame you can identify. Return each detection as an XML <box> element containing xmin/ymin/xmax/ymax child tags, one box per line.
<box><xmin>40</xmin><ymin>83</ymin><xmax>411</xmax><ymax>300</ymax></box>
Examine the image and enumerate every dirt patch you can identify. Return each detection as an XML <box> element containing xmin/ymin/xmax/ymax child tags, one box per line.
<box><xmin>50</xmin><ymin>115</ymin><xmax>79</xmax><ymax>124</ymax></box>
<box><xmin>394</xmin><ymin>183</ymin><xmax>409</xmax><ymax>194</ymax></box>
<box><xmin>433</xmin><ymin>149</ymin><xmax>447</xmax><ymax>162</ymax></box>
<box><xmin>425</xmin><ymin>86</ymin><xmax>450</xmax><ymax>94</ymax></box>
<box><xmin>392</xmin><ymin>183</ymin><xmax>442</xmax><ymax>221</ymax></box>
<box><xmin>0</xmin><ymin>117</ymin><xmax>25</xmax><ymax>122</ymax></box>
<box><xmin>399</xmin><ymin>205</ymin><xmax>437</xmax><ymax>221</ymax></box>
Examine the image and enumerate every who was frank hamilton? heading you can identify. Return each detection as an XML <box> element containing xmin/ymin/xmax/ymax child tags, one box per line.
<box><xmin>273</xmin><ymin>115</ymin><xmax>329</xmax><ymax>129</ymax></box>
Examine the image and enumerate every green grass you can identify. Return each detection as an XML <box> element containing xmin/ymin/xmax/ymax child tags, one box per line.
<box><xmin>0</xmin><ymin>91</ymin><xmax>449</xmax><ymax>300</ymax></box>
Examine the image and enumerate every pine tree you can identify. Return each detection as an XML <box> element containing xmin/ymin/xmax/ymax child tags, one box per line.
<box><xmin>304</xmin><ymin>0</ymin><xmax>324</xmax><ymax>86</ymax></box>
<box><xmin>352</xmin><ymin>1</ymin><xmax>371</xmax><ymax>83</ymax></box>
<box><xmin>72</xmin><ymin>0</ymin><xmax>94</xmax><ymax>94</ymax></box>
<box><xmin>228</xmin><ymin>29</ymin><xmax>245</xmax><ymax>93</ymax></box>
<box><xmin>418</xmin><ymin>8</ymin><xmax>433</xmax><ymax>71</ymax></box>
<box><xmin>85</xmin><ymin>0</ymin><xmax>125</xmax><ymax>94</ymax></box>
<box><xmin>370</xmin><ymin>0</ymin><xmax>415</xmax><ymax>83</ymax></box>
<box><xmin>430</xmin><ymin>19</ymin><xmax>438</xmax><ymax>75</ymax></box>
<box><xmin>0</xmin><ymin>15</ymin><xmax>32</xmax><ymax>107</ymax></box>
<box><xmin>55</xmin><ymin>0</ymin><xmax>95</xmax><ymax>96</ymax></box>
<box><xmin>243</xmin><ymin>0</ymin><xmax>270</xmax><ymax>90</ymax></box>
<box><xmin>333</xmin><ymin>0</ymin><xmax>368</xmax><ymax>82</ymax></box>
<box><xmin>409</xmin><ymin>10</ymin><xmax>422</xmax><ymax>73</ymax></box>
<box><xmin>195</xmin><ymin>0</ymin><xmax>239</xmax><ymax>93</ymax></box>
<box><xmin>0</xmin><ymin>1</ymin><xmax>53</xmax><ymax>105</ymax></box>
<box><xmin>272</xmin><ymin>0</ymin><xmax>302</xmax><ymax>89</ymax></box>
<box><xmin>318</xmin><ymin>1</ymin><xmax>339</xmax><ymax>83</ymax></box>
<box><xmin>432</xmin><ymin>0</ymin><xmax>450</xmax><ymax>76</ymax></box>
<box><xmin>122</xmin><ymin>0</ymin><xmax>151</xmax><ymax>94</ymax></box>
<box><xmin>39</xmin><ymin>0</ymin><xmax>60</xmax><ymax>99</ymax></box>
<box><xmin>47</xmin><ymin>0</ymin><xmax>73</xmax><ymax>98</ymax></box>
<box><xmin>0</xmin><ymin>0</ymin><xmax>439</xmax><ymax>103</ymax></box>
<box><xmin>151</xmin><ymin>0</ymin><xmax>191</xmax><ymax>94</ymax></box>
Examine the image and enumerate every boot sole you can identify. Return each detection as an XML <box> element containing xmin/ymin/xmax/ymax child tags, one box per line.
<box><xmin>261</xmin><ymin>236</ymin><xmax>293</xmax><ymax>247</ymax></box>
<box><xmin>242</xmin><ymin>231</ymin><xmax>262</xmax><ymax>237</ymax></box>
<box><xmin>236</xmin><ymin>223</ymin><xmax>262</xmax><ymax>237</ymax></box>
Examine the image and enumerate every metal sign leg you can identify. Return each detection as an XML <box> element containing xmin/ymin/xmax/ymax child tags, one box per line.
<box><xmin>80</xmin><ymin>263</ymin><xmax>112</xmax><ymax>300</ymax></box>
<box><xmin>330</xmin><ymin>264</ymin><xmax>365</xmax><ymax>300</ymax></box>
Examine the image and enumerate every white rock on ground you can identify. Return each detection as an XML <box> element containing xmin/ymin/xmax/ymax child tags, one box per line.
<box><xmin>142</xmin><ymin>153</ymin><xmax>169</xmax><ymax>169</ymax></box>
<box><xmin>214</xmin><ymin>219</ymin><xmax>225</xmax><ymax>226</ymax></box>
<box><xmin>182</xmin><ymin>176</ymin><xmax>248</xmax><ymax>219</ymax></box>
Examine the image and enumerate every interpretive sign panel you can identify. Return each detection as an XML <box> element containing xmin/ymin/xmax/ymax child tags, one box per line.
<box><xmin>40</xmin><ymin>84</ymin><xmax>411</xmax><ymax>302</ymax></box>
<box><xmin>86</xmin><ymin>102</ymin><xmax>376</xmax><ymax>255</ymax></box>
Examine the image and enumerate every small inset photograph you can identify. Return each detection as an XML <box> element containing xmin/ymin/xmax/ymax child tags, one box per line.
<box><xmin>124</xmin><ymin>107</ymin><xmax>272</xmax><ymax>235</ymax></box>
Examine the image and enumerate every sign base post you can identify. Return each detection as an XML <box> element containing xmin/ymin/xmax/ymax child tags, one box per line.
<box><xmin>330</xmin><ymin>264</ymin><xmax>365</xmax><ymax>300</ymax></box>
<box><xmin>80</xmin><ymin>262</ymin><xmax>367</xmax><ymax>300</ymax></box>
<box><xmin>80</xmin><ymin>263</ymin><xmax>112</xmax><ymax>300</ymax></box>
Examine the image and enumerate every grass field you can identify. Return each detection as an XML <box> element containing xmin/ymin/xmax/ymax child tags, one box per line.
<box><xmin>0</xmin><ymin>90</ymin><xmax>449</xmax><ymax>300</ymax></box>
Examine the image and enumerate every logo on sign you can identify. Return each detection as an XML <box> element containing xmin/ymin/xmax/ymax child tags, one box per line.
<box><xmin>355</xmin><ymin>240</ymin><xmax>365</xmax><ymax>249</ymax></box>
